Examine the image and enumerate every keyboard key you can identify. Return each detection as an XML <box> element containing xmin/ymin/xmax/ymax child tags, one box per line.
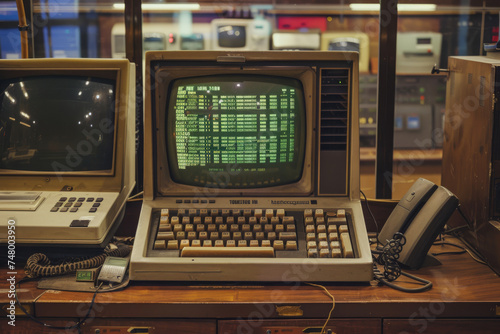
<box><xmin>337</xmin><ymin>209</ymin><xmax>346</xmax><ymax>218</ymax></box>
<box><xmin>339</xmin><ymin>225</ymin><xmax>349</xmax><ymax>234</ymax></box>
<box><xmin>276</xmin><ymin>209</ymin><xmax>285</xmax><ymax>219</ymax></box>
<box><xmin>157</xmin><ymin>232</ymin><xmax>174</xmax><ymax>240</ymax></box>
<box><xmin>203</xmin><ymin>240</ymin><xmax>212</xmax><ymax>247</ymax></box>
<box><xmin>319</xmin><ymin>249</ymin><xmax>330</xmax><ymax>258</ymax></box>
<box><xmin>318</xmin><ymin>241</ymin><xmax>329</xmax><ymax>250</ymax></box>
<box><xmin>315</xmin><ymin>209</ymin><xmax>324</xmax><ymax>218</ymax></box>
<box><xmin>154</xmin><ymin>240</ymin><xmax>166</xmax><ymax>250</ymax></box>
<box><xmin>50</xmin><ymin>207</ymin><xmax>59</xmax><ymax>212</ymax></box>
<box><xmin>226</xmin><ymin>240</ymin><xmax>236</xmax><ymax>247</ymax></box>
<box><xmin>329</xmin><ymin>232</ymin><xmax>339</xmax><ymax>241</ymax></box>
<box><xmin>238</xmin><ymin>240</ymin><xmax>247</xmax><ymax>247</ymax></box>
<box><xmin>340</xmin><ymin>232</ymin><xmax>354</xmax><ymax>258</ymax></box>
<box><xmin>279</xmin><ymin>232</ymin><xmax>296</xmax><ymax>241</ymax></box>
<box><xmin>180</xmin><ymin>240</ymin><xmax>190</xmax><ymax>250</ymax></box>
<box><xmin>214</xmin><ymin>240</ymin><xmax>224</xmax><ymax>247</ymax></box>
<box><xmin>331</xmin><ymin>248</ymin><xmax>342</xmax><ymax>258</ymax></box>
<box><xmin>307</xmin><ymin>241</ymin><xmax>317</xmax><ymax>250</ymax></box>
<box><xmin>250</xmin><ymin>240</ymin><xmax>259</xmax><ymax>247</ymax></box>
<box><xmin>167</xmin><ymin>240</ymin><xmax>178</xmax><ymax>250</ymax></box>
<box><xmin>273</xmin><ymin>240</ymin><xmax>284</xmax><ymax>250</ymax></box>
<box><xmin>254</xmin><ymin>209</ymin><xmax>263</xmax><ymax>219</ymax></box>
<box><xmin>308</xmin><ymin>249</ymin><xmax>318</xmax><ymax>258</ymax></box>
<box><xmin>286</xmin><ymin>241</ymin><xmax>297</xmax><ymax>250</ymax></box>
<box><xmin>265</xmin><ymin>209</ymin><xmax>274</xmax><ymax>219</ymax></box>
<box><xmin>180</xmin><ymin>246</ymin><xmax>274</xmax><ymax>257</ymax></box>
<box><xmin>304</xmin><ymin>217</ymin><xmax>314</xmax><ymax>225</ymax></box>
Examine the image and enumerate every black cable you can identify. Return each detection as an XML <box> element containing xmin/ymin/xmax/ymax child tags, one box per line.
<box><xmin>456</xmin><ymin>205</ymin><xmax>473</xmax><ymax>227</ymax></box>
<box><xmin>372</xmin><ymin>233</ymin><xmax>433</xmax><ymax>293</ymax></box>
<box><xmin>360</xmin><ymin>190</ymin><xmax>381</xmax><ymax>246</ymax></box>
<box><xmin>24</xmin><ymin>244</ymin><xmax>130</xmax><ymax>278</ymax></box>
<box><xmin>15</xmin><ymin>277</ymin><xmax>103</xmax><ymax>331</ymax></box>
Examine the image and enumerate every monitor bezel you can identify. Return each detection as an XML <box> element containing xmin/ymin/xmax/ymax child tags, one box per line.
<box><xmin>0</xmin><ymin>58</ymin><xmax>132</xmax><ymax>192</ymax></box>
<box><xmin>151</xmin><ymin>65</ymin><xmax>316</xmax><ymax>197</ymax></box>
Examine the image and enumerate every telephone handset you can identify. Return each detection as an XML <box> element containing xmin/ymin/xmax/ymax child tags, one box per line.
<box><xmin>379</xmin><ymin>178</ymin><xmax>459</xmax><ymax>270</ymax></box>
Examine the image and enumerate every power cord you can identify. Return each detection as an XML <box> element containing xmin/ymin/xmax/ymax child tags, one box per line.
<box><xmin>373</xmin><ymin>233</ymin><xmax>433</xmax><ymax>293</ymax></box>
<box><xmin>360</xmin><ymin>190</ymin><xmax>382</xmax><ymax>247</ymax></box>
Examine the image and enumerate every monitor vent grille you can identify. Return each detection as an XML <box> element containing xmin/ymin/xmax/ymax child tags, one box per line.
<box><xmin>319</xmin><ymin>68</ymin><xmax>349</xmax><ymax>151</ymax></box>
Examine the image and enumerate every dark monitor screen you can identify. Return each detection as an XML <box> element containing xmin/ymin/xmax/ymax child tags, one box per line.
<box><xmin>217</xmin><ymin>25</ymin><xmax>246</xmax><ymax>48</ymax></box>
<box><xmin>166</xmin><ymin>75</ymin><xmax>306</xmax><ymax>189</ymax></box>
<box><xmin>0</xmin><ymin>75</ymin><xmax>116</xmax><ymax>172</ymax></box>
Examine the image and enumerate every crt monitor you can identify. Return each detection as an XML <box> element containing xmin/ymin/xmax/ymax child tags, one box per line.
<box><xmin>130</xmin><ymin>51</ymin><xmax>373</xmax><ymax>282</ymax></box>
<box><xmin>211</xmin><ymin>18</ymin><xmax>270</xmax><ymax>51</ymax></box>
<box><xmin>0</xmin><ymin>58</ymin><xmax>135</xmax><ymax>247</ymax></box>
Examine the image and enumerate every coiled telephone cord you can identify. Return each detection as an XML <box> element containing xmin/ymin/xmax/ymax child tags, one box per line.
<box><xmin>24</xmin><ymin>244</ymin><xmax>130</xmax><ymax>278</ymax></box>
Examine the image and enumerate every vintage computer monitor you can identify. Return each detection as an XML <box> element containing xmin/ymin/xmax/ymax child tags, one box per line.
<box><xmin>211</xmin><ymin>18</ymin><xmax>271</xmax><ymax>51</ymax></box>
<box><xmin>442</xmin><ymin>56</ymin><xmax>500</xmax><ymax>276</ymax></box>
<box><xmin>130</xmin><ymin>51</ymin><xmax>372</xmax><ymax>282</ymax></box>
<box><xmin>272</xmin><ymin>30</ymin><xmax>321</xmax><ymax>50</ymax></box>
<box><xmin>0</xmin><ymin>58</ymin><xmax>135</xmax><ymax>247</ymax></box>
<box><xmin>111</xmin><ymin>22</ymin><xmax>212</xmax><ymax>58</ymax></box>
<box><xmin>321</xmin><ymin>32</ymin><xmax>370</xmax><ymax>73</ymax></box>
<box><xmin>396</xmin><ymin>32</ymin><xmax>442</xmax><ymax>74</ymax></box>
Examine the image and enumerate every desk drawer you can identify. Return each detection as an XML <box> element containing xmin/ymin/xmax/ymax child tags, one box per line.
<box><xmin>384</xmin><ymin>319</ymin><xmax>500</xmax><ymax>333</ymax></box>
<box><xmin>219</xmin><ymin>319</ymin><xmax>381</xmax><ymax>334</ymax></box>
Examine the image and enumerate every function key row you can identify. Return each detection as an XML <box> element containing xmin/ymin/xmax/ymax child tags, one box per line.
<box><xmin>160</xmin><ymin>208</ymin><xmax>287</xmax><ymax>219</ymax></box>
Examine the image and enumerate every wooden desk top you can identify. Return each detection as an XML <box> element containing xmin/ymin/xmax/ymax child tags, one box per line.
<box><xmin>2</xmin><ymin>240</ymin><xmax>499</xmax><ymax>320</ymax></box>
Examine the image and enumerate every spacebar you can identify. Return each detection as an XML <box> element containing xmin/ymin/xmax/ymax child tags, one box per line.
<box><xmin>180</xmin><ymin>247</ymin><xmax>275</xmax><ymax>258</ymax></box>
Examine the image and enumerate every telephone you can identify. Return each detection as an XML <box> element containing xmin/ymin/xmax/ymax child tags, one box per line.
<box><xmin>378</xmin><ymin>178</ymin><xmax>459</xmax><ymax>270</ymax></box>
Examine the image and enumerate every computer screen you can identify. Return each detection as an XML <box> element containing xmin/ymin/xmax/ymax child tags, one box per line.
<box><xmin>0</xmin><ymin>58</ymin><xmax>135</xmax><ymax>247</ymax></box>
<box><xmin>1</xmin><ymin>75</ymin><xmax>115</xmax><ymax>173</ymax></box>
<box><xmin>146</xmin><ymin>51</ymin><xmax>358</xmax><ymax>199</ymax></box>
<box><xmin>165</xmin><ymin>75</ymin><xmax>306</xmax><ymax>189</ymax></box>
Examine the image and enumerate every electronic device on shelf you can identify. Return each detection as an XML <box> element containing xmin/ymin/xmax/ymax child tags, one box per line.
<box><xmin>0</xmin><ymin>58</ymin><xmax>135</xmax><ymax>247</ymax></box>
<box><xmin>129</xmin><ymin>50</ymin><xmax>373</xmax><ymax>282</ymax></box>
<box><xmin>272</xmin><ymin>30</ymin><xmax>321</xmax><ymax>50</ymax></box>
<box><xmin>321</xmin><ymin>32</ymin><xmax>370</xmax><ymax>73</ymax></box>
<box><xmin>396</xmin><ymin>32</ymin><xmax>442</xmax><ymax>74</ymax></box>
<box><xmin>111</xmin><ymin>22</ymin><xmax>212</xmax><ymax>58</ymax></box>
<box><xmin>211</xmin><ymin>18</ymin><xmax>271</xmax><ymax>51</ymax></box>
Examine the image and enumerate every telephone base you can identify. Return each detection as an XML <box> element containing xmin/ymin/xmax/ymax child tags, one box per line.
<box><xmin>402</xmin><ymin>254</ymin><xmax>442</xmax><ymax>270</ymax></box>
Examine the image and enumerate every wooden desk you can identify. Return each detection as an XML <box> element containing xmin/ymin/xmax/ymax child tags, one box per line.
<box><xmin>1</xmin><ymin>240</ymin><xmax>499</xmax><ymax>334</ymax></box>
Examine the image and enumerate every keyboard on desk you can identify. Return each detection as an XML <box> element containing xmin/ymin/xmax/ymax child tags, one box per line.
<box><xmin>150</xmin><ymin>208</ymin><xmax>356</xmax><ymax>259</ymax></box>
<box><xmin>130</xmin><ymin>201</ymin><xmax>373</xmax><ymax>282</ymax></box>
